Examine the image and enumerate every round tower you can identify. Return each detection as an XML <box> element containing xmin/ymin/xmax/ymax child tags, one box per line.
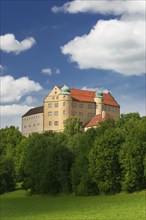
<box><xmin>94</xmin><ymin>90</ymin><xmax>103</xmax><ymax>115</ymax></box>
<box><xmin>58</xmin><ymin>85</ymin><xmax>72</xmax><ymax>131</ymax></box>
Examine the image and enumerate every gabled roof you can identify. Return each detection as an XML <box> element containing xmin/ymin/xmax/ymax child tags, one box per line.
<box><xmin>84</xmin><ymin>113</ymin><xmax>113</xmax><ymax>128</ymax></box>
<box><xmin>70</xmin><ymin>88</ymin><xmax>120</xmax><ymax>107</ymax></box>
<box><xmin>70</xmin><ymin>88</ymin><xmax>95</xmax><ymax>102</ymax></box>
<box><xmin>22</xmin><ymin>106</ymin><xmax>43</xmax><ymax>117</ymax></box>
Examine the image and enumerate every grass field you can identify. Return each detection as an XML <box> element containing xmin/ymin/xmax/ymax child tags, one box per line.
<box><xmin>0</xmin><ymin>190</ymin><xmax>145</xmax><ymax>220</ymax></box>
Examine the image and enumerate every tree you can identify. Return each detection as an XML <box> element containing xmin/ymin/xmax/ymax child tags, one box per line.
<box><xmin>119</xmin><ymin>118</ymin><xmax>146</xmax><ymax>192</ymax></box>
<box><xmin>23</xmin><ymin>133</ymin><xmax>53</xmax><ymax>194</ymax></box>
<box><xmin>14</xmin><ymin>138</ymin><xmax>28</xmax><ymax>182</ymax></box>
<box><xmin>23</xmin><ymin>132</ymin><xmax>73</xmax><ymax>194</ymax></box>
<box><xmin>0</xmin><ymin>155</ymin><xmax>15</xmax><ymax>194</ymax></box>
<box><xmin>0</xmin><ymin>126</ymin><xmax>22</xmax><ymax>193</ymax></box>
<box><xmin>70</xmin><ymin>132</ymin><xmax>98</xmax><ymax>196</ymax></box>
<box><xmin>64</xmin><ymin>117</ymin><xmax>82</xmax><ymax>136</ymax></box>
<box><xmin>89</xmin><ymin>128</ymin><xmax>124</xmax><ymax>195</ymax></box>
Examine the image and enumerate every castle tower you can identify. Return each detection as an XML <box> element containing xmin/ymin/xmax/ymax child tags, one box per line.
<box><xmin>94</xmin><ymin>90</ymin><xmax>103</xmax><ymax>115</ymax></box>
<box><xmin>58</xmin><ymin>85</ymin><xmax>72</xmax><ymax>131</ymax></box>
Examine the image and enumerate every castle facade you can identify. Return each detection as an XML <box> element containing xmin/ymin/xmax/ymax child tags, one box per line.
<box><xmin>22</xmin><ymin>85</ymin><xmax>120</xmax><ymax>136</ymax></box>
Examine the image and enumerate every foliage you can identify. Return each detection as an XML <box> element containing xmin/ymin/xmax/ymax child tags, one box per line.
<box><xmin>119</xmin><ymin>117</ymin><xmax>146</xmax><ymax>192</ymax></box>
<box><xmin>70</xmin><ymin>132</ymin><xmax>98</xmax><ymax>196</ymax></box>
<box><xmin>0</xmin><ymin>126</ymin><xmax>23</xmax><ymax>194</ymax></box>
<box><xmin>64</xmin><ymin>117</ymin><xmax>82</xmax><ymax>136</ymax></box>
<box><xmin>0</xmin><ymin>156</ymin><xmax>15</xmax><ymax>194</ymax></box>
<box><xmin>14</xmin><ymin>138</ymin><xmax>28</xmax><ymax>182</ymax></box>
<box><xmin>23</xmin><ymin>132</ymin><xmax>73</xmax><ymax>194</ymax></box>
<box><xmin>0</xmin><ymin>113</ymin><xmax>146</xmax><ymax>195</ymax></box>
<box><xmin>89</xmin><ymin>128</ymin><xmax>124</xmax><ymax>194</ymax></box>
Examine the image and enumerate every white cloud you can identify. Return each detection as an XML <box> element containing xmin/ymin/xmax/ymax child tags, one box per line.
<box><xmin>60</xmin><ymin>1</ymin><xmax>145</xmax><ymax>76</ymax></box>
<box><xmin>61</xmin><ymin>18</ymin><xmax>145</xmax><ymax>76</ymax></box>
<box><xmin>52</xmin><ymin>0</ymin><xmax>145</xmax><ymax>16</ymax></box>
<box><xmin>81</xmin><ymin>86</ymin><xmax>109</xmax><ymax>93</ymax></box>
<box><xmin>42</xmin><ymin>68</ymin><xmax>52</xmax><ymax>76</ymax></box>
<box><xmin>23</xmin><ymin>96</ymin><xmax>37</xmax><ymax>105</ymax></box>
<box><xmin>0</xmin><ymin>34</ymin><xmax>36</xmax><ymax>54</ymax></box>
<box><xmin>0</xmin><ymin>104</ymin><xmax>33</xmax><ymax>130</ymax></box>
<box><xmin>1</xmin><ymin>75</ymin><xmax>42</xmax><ymax>103</ymax></box>
<box><xmin>55</xmin><ymin>68</ymin><xmax>61</xmax><ymax>74</ymax></box>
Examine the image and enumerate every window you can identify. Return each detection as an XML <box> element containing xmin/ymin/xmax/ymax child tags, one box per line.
<box><xmin>48</xmin><ymin>112</ymin><xmax>52</xmax><ymax>116</ymax></box>
<box><xmin>88</xmin><ymin>104</ymin><xmax>94</xmax><ymax>109</ymax></box>
<box><xmin>24</xmin><ymin>125</ymin><xmax>26</xmax><ymax>128</ymax></box>
<box><xmin>49</xmin><ymin>121</ymin><xmax>52</xmax><ymax>126</ymax></box>
<box><xmin>54</xmin><ymin>111</ymin><xmax>58</xmax><ymax>116</ymax></box>
<box><xmin>63</xmin><ymin>120</ymin><xmax>66</xmax><ymax>125</ymax></box>
<box><xmin>79</xmin><ymin>112</ymin><xmax>83</xmax><ymax>116</ymax></box>
<box><xmin>54</xmin><ymin>103</ymin><xmax>59</xmax><ymax>107</ymax></box>
<box><xmin>54</xmin><ymin>121</ymin><xmax>59</xmax><ymax>126</ymax></box>
<box><xmin>37</xmin><ymin>123</ymin><xmax>40</xmax><ymax>126</ymax></box>
<box><xmin>72</xmin><ymin>103</ymin><xmax>77</xmax><ymax>108</ymax></box>
<box><xmin>63</xmin><ymin>102</ymin><xmax>66</xmax><ymax>106</ymax></box>
<box><xmin>33</xmin><ymin>124</ymin><xmax>35</xmax><ymax>127</ymax></box>
<box><xmin>79</xmin><ymin>104</ymin><xmax>83</xmax><ymax>108</ymax></box>
<box><xmin>48</xmin><ymin>103</ymin><xmax>52</xmax><ymax>108</ymax></box>
<box><xmin>56</xmin><ymin>96</ymin><xmax>59</xmax><ymax>100</ymax></box>
<box><xmin>52</xmin><ymin>96</ymin><xmax>55</xmax><ymax>100</ymax></box>
<box><xmin>88</xmin><ymin>113</ymin><xmax>94</xmax><ymax>118</ymax></box>
<box><xmin>63</xmin><ymin>110</ymin><xmax>66</xmax><ymax>115</ymax></box>
<box><xmin>72</xmin><ymin>111</ymin><xmax>77</xmax><ymax>116</ymax></box>
<box><xmin>29</xmin><ymin>125</ymin><xmax>31</xmax><ymax>127</ymax></box>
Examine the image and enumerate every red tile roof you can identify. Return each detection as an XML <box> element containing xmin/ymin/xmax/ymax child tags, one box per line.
<box><xmin>70</xmin><ymin>88</ymin><xmax>120</xmax><ymax>107</ymax></box>
<box><xmin>22</xmin><ymin>106</ymin><xmax>43</xmax><ymax>117</ymax></box>
<box><xmin>84</xmin><ymin>113</ymin><xmax>113</xmax><ymax>128</ymax></box>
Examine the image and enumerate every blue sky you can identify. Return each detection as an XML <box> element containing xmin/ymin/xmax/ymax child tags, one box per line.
<box><xmin>0</xmin><ymin>0</ymin><xmax>145</xmax><ymax>129</ymax></box>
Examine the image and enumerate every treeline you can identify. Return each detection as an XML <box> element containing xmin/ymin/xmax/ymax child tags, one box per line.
<box><xmin>0</xmin><ymin>113</ymin><xmax>146</xmax><ymax>195</ymax></box>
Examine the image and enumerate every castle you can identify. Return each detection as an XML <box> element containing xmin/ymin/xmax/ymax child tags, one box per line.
<box><xmin>22</xmin><ymin>85</ymin><xmax>120</xmax><ymax>136</ymax></box>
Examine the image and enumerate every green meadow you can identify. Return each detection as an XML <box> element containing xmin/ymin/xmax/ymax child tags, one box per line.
<box><xmin>0</xmin><ymin>190</ymin><xmax>145</xmax><ymax>220</ymax></box>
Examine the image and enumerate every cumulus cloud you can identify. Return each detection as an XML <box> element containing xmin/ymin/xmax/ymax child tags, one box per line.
<box><xmin>23</xmin><ymin>96</ymin><xmax>37</xmax><ymax>105</ymax></box>
<box><xmin>1</xmin><ymin>104</ymin><xmax>33</xmax><ymax>129</ymax></box>
<box><xmin>60</xmin><ymin>0</ymin><xmax>145</xmax><ymax>76</ymax></box>
<box><xmin>52</xmin><ymin>0</ymin><xmax>145</xmax><ymax>16</ymax></box>
<box><xmin>1</xmin><ymin>75</ymin><xmax>42</xmax><ymax>103</ymax></box>
<box><xmin>61</xmin><ymin>19</ymin><xmax>145</xmax><ymax>76</ymax></box>
<box><xmin>42</xmin><ymin>68</ymin><xmax>52</xmax><ymax>76</ymax></box>
<box><xmin>81</xmin><ymin>86</ymin><xmax>109</xmax><ymax>93</ymax></box>
<box><xmin>0</xmin><ymin>34</ymin><xmax>36</xmax><ymax>54</ymax></box>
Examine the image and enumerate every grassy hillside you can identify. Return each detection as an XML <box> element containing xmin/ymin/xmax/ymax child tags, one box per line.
<box><xmin>0</xmin><ymin>190</ymin><xmax>145</xmax><ymax>220</ymax></box>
